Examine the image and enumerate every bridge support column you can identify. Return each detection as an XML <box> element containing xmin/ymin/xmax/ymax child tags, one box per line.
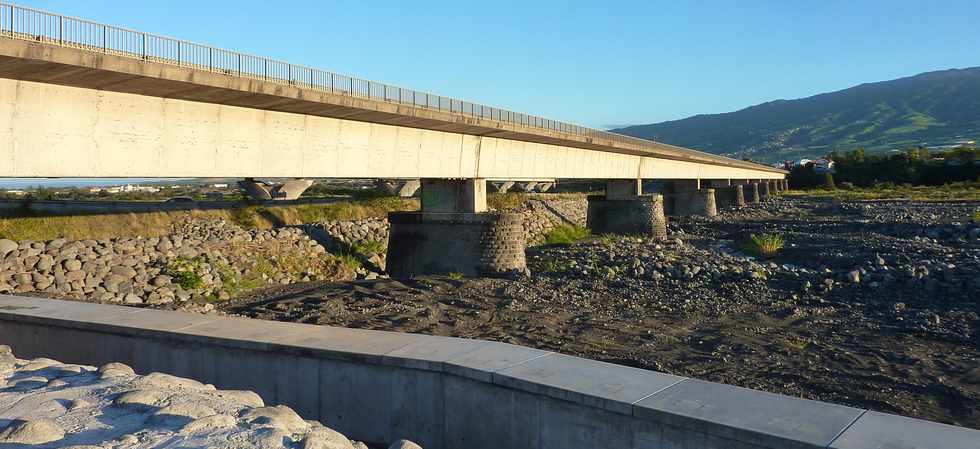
<box><xmin>387</xmin><ymin>178</ymin><xmax>526</xmax><ymax>278</ymax></box>
<box><xmin>238</xmin><ymin>178</ymin><xmax>314</xmax><ymax>201</ymax></box>
<box><xmin>769</xmin><ymin>180</ymin><xmax>780</xmax><ymax>195</ymax></box>
<box><xmin>586</xmin><ymin>180</ymin><xmax>667</xmax><ymax>238</ymax></box>
<box><xmin>490</xmin><ymin>181</ymin><xmax>515</xmax><ymax>193</ymax></box>
<box><xmin>668</xmin><ymin>180</ymin><xmax>717</xmax><ymax>217</ymax></box>
<box><xmin>708</xmin><ymin>179</ymin><xmax>744</xmax><ymax>209</ymax></box>
<box><xmin>743</xmin><ymin>182</ymin><xmax>761</xmax><ymax>204</ymax></box>
<box><xmin>758</xmin><ymin>180</ymin><xmax>771</xmax><ymax>200</ymax></box>
<box><xmin>514</xmin><ymin>182</ymin><xmax>538</xmax><ymax>192</ymax></box>
<box><xmin>535</xmin><ymin>182</ymin><xmax>555</xmax><ymax>192</ymax></box>
<box><xmin>376</xmin><ymin>179</ymin><xmax>421</xmax><ymax>197</ymax></box>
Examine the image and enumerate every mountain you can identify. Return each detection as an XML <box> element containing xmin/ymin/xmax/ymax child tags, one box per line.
<box><xmin>612</xmin><ymin>67</ymin><xmax>980</xmax><ymax>163</ymax></box>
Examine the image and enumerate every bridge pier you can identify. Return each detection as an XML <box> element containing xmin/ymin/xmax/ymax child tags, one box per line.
<box><xmin>490</xmin><ymin>181</ymin><xmax>515</xmax><ymax>193</ymax></box>
<box><xmin>377</xmin><ymin>179</ymin><xmax>421</xmax><ymax>197</ymax></box>
<box><xmin>586</xmin><ymin>180</ymin><xmax>667</xmax><ymax>238</ymax></box>
<box><xmin>707</xmin><ymin>179</ymin><xmax>744</xmax><ymax>210</ymax></box>
<box><xmin>668</xmin><ymin>180</ymin><xmax>718</xmax><ymax>217</ymax></box>
<box><xmin>387</xmin><ymin>179</ymin><xmax>526</xmax><ymax>278</ymax></box>
<box><xmin>238</xmin><ymin>178</ymin><xmax>314</xmax><ymax>201</ymax></box>
<box><xmin>742</xmin><ymin>181</ymin><xmax>761</xmax><ymax>204</ymax></box>
<box><xmin>758</xmin><ymin>180</ymin><xmax>771</xmax><ymax>201</ymax></box>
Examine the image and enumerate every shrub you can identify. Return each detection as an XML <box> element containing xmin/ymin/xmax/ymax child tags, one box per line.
<box><xmin>745</xmin><ymin>233</ymin><xmax>785</xmax><ymax>258</ymax></box>
<box><xmin>350</xmin><ymin>239</ymin><xmax>386</xmax><ymax>255</ymax></box>
<box><xmin>542</xmin><ymin>225</ymin><xmax>591</xmax><ymax>245</ymax></box>
<box><xmin>166</xmin><ymin>257</ymin><xmax>207</xmax><ymax>290</ymax></box>
<box><xmin>972</xmin><ymin>210</ymin><xmax>980</xmax><ymax>223</ymax></box>
<box><xmin>447</xmin><ymin>272</ymin><xmax>464</xmax><ymax>281</ymax></box>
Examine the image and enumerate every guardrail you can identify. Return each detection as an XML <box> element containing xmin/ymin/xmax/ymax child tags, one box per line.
<box><xmin>0</xmin><ymin>2</ymin><xmax>657</xmax><ymax>149</ymax></box>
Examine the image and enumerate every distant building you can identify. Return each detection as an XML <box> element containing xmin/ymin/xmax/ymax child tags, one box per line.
<box><xmin>211</xmin><ymin>183</ymin><xmax>229</xmax><ymax>188</ymax></box>
<box><xmin>91</xmin><ymin>184</ymin><xmax>160</xmax><ymax>194</ymax></box>
<box><xmin>4</xmin><ymin>190</ymin><xmax>26</xmax><ymax>196</ymax></box>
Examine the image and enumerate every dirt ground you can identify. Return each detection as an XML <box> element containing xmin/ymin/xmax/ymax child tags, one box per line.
<box><xmin>223</xmin><ymin>197</ymin><xmax>980</xmax><ymax>429</ymax></box>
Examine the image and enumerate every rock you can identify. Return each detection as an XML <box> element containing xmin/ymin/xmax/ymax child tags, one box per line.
<box><xmin>152</xmin><ymin>403</ymin><xmax>217</xmax><ymax>422</ymax></box>
<box><xmin>241</xmin><ymin>405</ymin><xmax>309</xmax><ymax>433</ymax></box>
<box><xmin>113</xmin><ymin>389</ymin><xmax>170</xmax><ymax>411</ymax></box>
<box><xmin>98</xmin><ymin>362</ymin><xmax>135</xmax><ymax>379</ymax></box>
<box><xmin>0</xmin><ymin>239</ymin><xmax>18</xmax><ymax>257</ymax></box>
<box><xmin>388</xmin><ymin>439</ymin><xmax>423</xmax><ymax>449</ymax></box>
<box><xmin>847</xmin><ymin>270</ymin><xmax>861</xmax><ymax>283</ymax></box>
<box><xmin>181</xmin><ymin>414</ymin><xmax>237</xmax><ymax>434</ymax></box>
<box><xmin>110</xmin><ymin>265</ymin><xmax>138</xmax><ymax>279</ymax></box>
<box><xmin>0</xmin><ymin>419</ymin><xmax>64</xmax><ymax>444</ymax></box>
<box><xmin>217</xmin><ymin>390</ymin><xmax>265</xmax><ymax>408</ymax></box>
<box><xmin>141</xmin><ymin>372</ymin><xmax>208</xmax><ymax>390</ymax></box>
<box><xmin>151</xmin><ymin>275</ymin><xmax>172</xmax><ymax>287</ymax></box>
<box><xmin>64</xmin><ymin>259</ymin><xmax>83</xmax><ymax>271</ymax></box>
<box><xmin>301</xmin><ymin>427</ymin><xmax>356</xmax><ymax>449</ymax></box>
<box><xmin>123</xmin><ymin>293</ymin><xmax>143</xmax><ymax>304</ymax></box>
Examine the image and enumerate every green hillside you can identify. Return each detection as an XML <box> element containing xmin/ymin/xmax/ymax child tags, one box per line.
<box><xmin>613</xmin><ymin>67</ymin><xmax>980</xmax><ymax>163</ymax></box>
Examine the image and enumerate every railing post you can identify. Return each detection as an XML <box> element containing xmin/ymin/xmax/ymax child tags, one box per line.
<box><xmin>58</xmin><ymin>15</ymin><xmax>62</xmax><ymax>44</ymax></box>
<box><xmin>102</xmin><ymin>24</ymin><xmax>106</xmax><ymax>53</ymax></box>
<box><xmin>208</xmin><ymin>47</ymin><xmax>212</xmax><ymax>72</ymax></box>
<box><xmin>141</xmin><ymin>32</ymin><xmax>146</xmax><ymax>59</ymax></box>
<box><xmin>237</xmin><ymin>53</ymin><xmax>241</xmax><ymax>75</ymax></box>
<box><xmin>176</xmin><ymin>41</ymin><xmax>180</xmax><ymax>66</ymax></box>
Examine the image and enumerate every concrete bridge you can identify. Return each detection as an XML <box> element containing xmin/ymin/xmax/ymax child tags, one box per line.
<box><xmin>0</xmin><ymin>3</ymin><xmax>787</xmax><ymax>277</ymax></box>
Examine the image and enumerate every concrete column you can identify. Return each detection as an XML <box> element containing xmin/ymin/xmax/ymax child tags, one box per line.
<box><xmin>239</xmin><ymin>178</ymin><xmax>313</xmax><ymax>201</ymax></box>
<box><xmin>769</xmin><ymin>180</ymin><xmax>780</xmax><ymax>195</ymax></box>
<box><xmin>376</xmin><ymin>179</ymin><xmax>422</xmax><ymax>197</ymax></box>
<box><xmin>514</xmin><ymin>182</ymin><xmax>538</xmax><ymax>192</ymax></box>
<box><xmin>586</xmin><ymin>179</ymin><xmax>667</xmax><ymax>239</ymax></box>
<box><xmin>758</xmin><ymin>180</ymin><xmax>771</xmax><ymax>200</ymax></box>
<box><xmin>387</xmin><ymin>179</ymin><xmax>526</xmax><ymax>278</ymax></box>
<box><xmin>490</xmin><ymin>181</ymin><xmax>515</xmax><ymax>193</ymax></box>
<box><xmin>605</xmin><ymin>179</ymin><xmax>642</xmax><ymax>199</ymax></box>
<box><xmin>273</xmin><ymin>179</ymin><xmax>314</xmax><ymax>200</ymax></box>
<box><xmin>238</xmin><ymin>178</ymin><xmax>273</xmax><ymax>200</ymax></box>
<box><xmin>535</xmin><ymin>182</ymin><xmax>555</xmax><ymax>192</ymax></box>
<box><xmin>708</xmin><ymin>180</ymin><xmax>744</xmax><ymax>209</ymax></box>
<box><xmin>743</xmin><ymin>182</ymin><xmax>761</xmax><ymax>204</ymax></box>
<box><xmin>420</xmin><ymin>178</ymin><xmax>487</xmax><ymax>213</ymax></box>
<box><xmin>668</xmin><ymin>180</ymin><xmax>717</xmax><ymax>217</ymax></box>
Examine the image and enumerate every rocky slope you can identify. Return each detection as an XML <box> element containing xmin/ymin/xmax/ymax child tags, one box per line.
<box><xmin>0</xmin><ymin>346</ymin><xmax>426</xmax><ymax>448</ymax></box>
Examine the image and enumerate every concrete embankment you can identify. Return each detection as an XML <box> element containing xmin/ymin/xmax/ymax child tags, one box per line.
<box><xmin>1</xmin><ymin>295</ymin><xmax>975</xmax><ymax>449</ymax></box>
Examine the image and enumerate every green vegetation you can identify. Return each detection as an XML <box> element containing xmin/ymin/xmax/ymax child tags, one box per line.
<box><xmin>447</xmin><ymin>272</ymin><xmax>464</xmax><ymax>281</ymax></box>
<box><xmin>542</xmin><ymin>224</ymin><xmax>592</xmax><ymax>245</ymax></box>
<box><xmin>784</xmin><ymin>181</ymin><xmax>980</xmax><ymax>201</ymax></box>
<box><xmin>487</xmin><ymin>192</ymin><xmax>529</xmax><ymax>211</ymax></box>
<box><xmin>744</xmin><ymin>234</ymin><xmax>785</xmax><ymax>258</ymax></box>
<box><xmin>166</xmin><ymin>257</ymin><xmax>208</xmax><ymax>290</ymax></box>
<box><xmin>612</xmin><ymin>67</ymin><xmax>980</xmax><ymax>163</ymax></box>
<box><xmin>349</xmin><ymin>239</ymin><xmax>386</xmax><ymax>256</ymax></box>
<box><xmin>971</xmin><ymin>210</ymin><xmax>980</xmax><ymax>223</ymax></box>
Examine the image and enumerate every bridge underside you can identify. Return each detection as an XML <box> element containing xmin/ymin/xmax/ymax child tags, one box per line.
<box><xmin>0</xmin><ymin>78</ymin><xmax>781</xmax><ymax>180</ymax></box>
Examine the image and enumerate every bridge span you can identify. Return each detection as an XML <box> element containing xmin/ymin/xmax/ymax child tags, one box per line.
<box><xmin>0</xmin><ymin>3</ymin><xmax>787</xmax><ymax>277</ymax></box>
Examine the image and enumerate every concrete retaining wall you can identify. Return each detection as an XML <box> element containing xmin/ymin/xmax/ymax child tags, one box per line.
<box><xmin>0</xmin><ymin>296</ymin><xmax>975</xmax><ymax>449</ymax></box>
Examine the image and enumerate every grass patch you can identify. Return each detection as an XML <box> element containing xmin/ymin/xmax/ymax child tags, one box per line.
<box><xmin>542</xmin><ymin>224</ymin><xmax>591</xmax><ymax>245</ymax></box>
<box><xmin>447</xmin><ymin>272</ymin><xmax>464</xmax><ymax>281</ymax></box>
<box><xmin>744</xmin><ymin>233</ymin><xmax>785</xmax><ymax>258</ymax></box>
<box><xmin>783</xmin><ymin>182</ymin><xmax>980</xmax><ymax>201</ymax></box>
<box><xmin>166</xmin><ymin>257</ymin><xmax>208</xmax><ymax>290</ymax></box>
<box><xmin>972</xmin><ymin>210</ymin><xmax>980</xmax><ymax>223</ymax></box>
<box><xmin>487</xmin><ymin>192</ymin><xmax>529</xmax><ymax>211</ymax></box>
<box><xmin>350</xmin><ymin>239</ymin><xmax>387</xmax><ymax>256</ymax></box>
<box><xmin>0</xmin><ymin>197</ymin><xmax>417</xmax><ymax>241</ymax></box>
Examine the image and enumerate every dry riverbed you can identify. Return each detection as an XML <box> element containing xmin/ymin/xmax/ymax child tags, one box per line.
<box><xmin>225</xmin><ymin>197</ymin><xmax>980</xmax><ymax>429</ymax></box>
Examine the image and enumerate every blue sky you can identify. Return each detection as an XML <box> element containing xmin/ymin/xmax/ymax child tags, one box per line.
<box><xmin>19</xmin><ymin>0</ymin><xmax>980</xmax><ymax>129</ymax></box>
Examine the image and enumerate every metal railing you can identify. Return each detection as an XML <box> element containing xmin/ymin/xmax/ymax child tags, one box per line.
<box><xmin>0</xmin><ymin>2</ymin><xmax>780</xmax><ymax>171</ymax></box>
